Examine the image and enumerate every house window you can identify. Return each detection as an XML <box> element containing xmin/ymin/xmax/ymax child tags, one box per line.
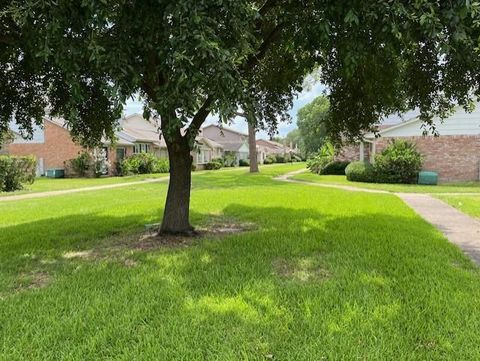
<box><xmin>133</xmin><ymin>143</ymin><xmax>151</xmax><ymax>154</ymax></box>
<box><xmin>196</xmin><ymin>149</ymin><xmax>210</xmax><ymax>164</ymax></box>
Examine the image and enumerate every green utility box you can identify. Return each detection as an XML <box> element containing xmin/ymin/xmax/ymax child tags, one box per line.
<box><xmin>46</xmin><ymin>168</ymin><xmax>65</xmax><ymax>178</ymax></box>
<box><xmin>418</xmin><ymin>171</ymin><xmax>438</xmax><ymax>185</ymax></box>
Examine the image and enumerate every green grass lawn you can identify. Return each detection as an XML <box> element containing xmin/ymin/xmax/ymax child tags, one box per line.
<box><xmin>293</xmin><ymin>172</ymin><xmax>480</xmax><ymax>193</ymax></box>
<box><xmin>1</xmin><ymin>163</ymin><xmax>480</xmax><ymax>360</ymax></box>
<box><xmin>436</xmin><ymin>194</ymin><xmax>480</xmax><ymax>219</ymax></box>
<box><xmin>0</xmin><ymin>172</ymin><xmax>170</xmax><ymax>198</ymax></box>
<box><xmin>0</xmin><ymin>163</ymin><xmax>304</xmax><ymax>198</ymax></box>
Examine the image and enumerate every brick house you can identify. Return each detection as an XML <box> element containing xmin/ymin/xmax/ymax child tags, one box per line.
<box><xmin>256</xmin><ymin>139</ymin><xmax>297</xmax><ymax>163</ymax></box>
<box><xmin>7</xmin><ymin>114</ymin><xmax>224</xmax><ymax>176</ymax></box>
<box><xmin>336</xmin><ymin>106</ymin><xmax>480</xmax><ymax>182</ymax></box>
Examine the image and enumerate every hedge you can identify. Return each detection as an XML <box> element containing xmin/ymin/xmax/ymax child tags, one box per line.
<box><xmin>0</xmin><ymin>155</ymin><xmax>36</xmax><ymax>192</ymax></box>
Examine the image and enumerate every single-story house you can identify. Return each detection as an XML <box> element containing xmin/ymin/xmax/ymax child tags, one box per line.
<box><xmin>256</xmin><ymin>139</ymin><xmax>298</xmax><ymax>163</ymax></box>
<box><xmin>7</xmin><ymin>117</ymin><xmax>87</xmax><ymax>176</ymax></box>
<box><xmin>201</xmin><ymin>124</ymin><xmax>249</xmax><ymax>164</ymax></box>
<box><xmin>336</xmin><ymin>105</ymin><xmax>480</xmax><ymax>182</ymax></box>
<box><xmin>193</xmin><ymin>134</ymin><xmax>224</xmax><ymax>169</ymax></box>
<box><xmin>6</xmin><ymin>113</ymin><xmax>225</xmax><ymax>175</ymax></box>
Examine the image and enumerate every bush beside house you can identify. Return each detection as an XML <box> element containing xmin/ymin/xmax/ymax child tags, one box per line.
<box><xmin>121</xmin><ymin>153</ymin><xmax>169</xmax><ymax>175</ymax></box>
<box><xmin>205</xmin><ymin>158</ymin><xmax>223</xmax><ymax>170</ymax></box>
<box><xmin>345</xmin><ymin>140</ymin><xmax>423</xmax><ymax>184</ymax></box>
<box><xmin>345</xmin><ymin>161</ymin><xmax>375</xmax><ymax>182</ymax></box>
<box><xmin>66</xmin><ymin>151</ymin><xmax>111</xmax><ymax>178</ymax></box>
<box><xmin>0</xmin><ymin>155</ymin><xmax>36</xmax><ymax>192</ymax></box>
<box><xmin>374</xmin><ymin>140</ymin><xmax>423</xmax><ymax>183</ymax></box>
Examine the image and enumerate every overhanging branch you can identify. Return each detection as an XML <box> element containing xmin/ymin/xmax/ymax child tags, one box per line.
<box><xmin>185</xmin><ymin>96</ymin><xmax>214</xmax><ymax>138</ymax></box>
<box><xmin>243</xmin><ymin>22</ymin><xmax>284</xmax><ymax>71</ymax></box>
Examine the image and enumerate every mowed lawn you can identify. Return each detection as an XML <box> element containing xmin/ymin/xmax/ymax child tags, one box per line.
<box><xmin>1</xmin><ymin>164</ymin><xmax>480</xmax><ymax>360</ymax></box>
<box><xmin>293</xmin><ymin>172</ymin><xmax>480</xmax><ymax>193</ymax></box>
<box><xmin>437</xmin><ymin>195</ymin><xmax>480</xmax><ymax>219</ymax></box>
<box><xmin>0</xmin><ymin>172</ymin><xmax>170</xmax><ymax>198</ymax></box>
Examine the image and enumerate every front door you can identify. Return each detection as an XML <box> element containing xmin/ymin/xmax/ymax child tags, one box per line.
<box><xmin>116</xmin><ymin>147</ymin><xmax>126</xmax><ymax>162</ymax></box>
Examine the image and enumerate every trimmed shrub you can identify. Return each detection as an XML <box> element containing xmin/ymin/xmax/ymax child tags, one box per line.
<box><xmin>374</xmin><ymin>140</ymin><xmax>423</xmax><ymax>183</ymax></box>
<box><xmin>153</xmin><ymin>158</ymin><xmax>169</xmax><ymax>173</ymax></box>
<box><xmin>264</xmin><ymin>154</ymin><xmax>276</xmax><ymax>164</ymax></box>
<box><xmin>320</xmin><ymin>161</ymin><xmax>350</xmax><ymax>175</ymax></box>
<box><xmin>121</xmin><ymin>153</ymin><xmax>169</xmax><ymax>175</ymax></box>
<box><xmin>345</xmin><ymin>161</ymin><xmax>375</xmax><ymax>182</ymax></box>
<box><xmin>222</xmin><ymin>153</ymin><xmax>236</xmax><ymax>167</ymax></box>
<box><xmin>239</xmin><ymin>159</ymin><xmax>249</xmax><ymax>167</ymax></box>
<box><xmin>69</xmin><ymin>151</ymin><xmax>92</xmax><ymax>177</ymax></box>
<box><xmin>275</xmin><ymin>154</ymin><xmax>286</xmax><ymax>163</ymax></box>
<box><xmin>0</xmin><ymin>155</ymin><xmax>36</xmax><ymax>192</ymax></box>
<box><xmin>204</xmin><ymin>158</ymin><xmax>223</xmax><ymax>170</ymax></box>
<box><xmin>263</xmin><ymin>156</ymin><xmax>274</xmax><ymax>165</ymax></box>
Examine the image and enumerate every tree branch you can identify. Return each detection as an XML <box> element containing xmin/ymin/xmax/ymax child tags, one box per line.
<box><xmin>0</xmin><ymin>33</ymin><xmax>18</xmax><ymax>45</ymax></box>
<box><xmin>243</xmin><ymin>22</ymin><xmax>284</xmax><ymax>71</ymax></box>
<box><xmin>185</xmin><ymin>96</ymin><xmax>214</xmax><ymax>139</ymax></box>
<box><xmin>184</xmin><ymin>3</ymin><xmax>281</xmax><ymax>140</ymax></box>
<box><xmin>234</xmin><ymin>111</ymin><xmax>246</xmax><ymax>118</ymax></box>
<box><xmin>258</xmin><ymin>0</ymin><xmax>278</xmax><ymax>17</ymax></box>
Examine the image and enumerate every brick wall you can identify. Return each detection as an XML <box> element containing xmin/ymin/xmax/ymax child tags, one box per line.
<box><xmin>335</xmin><ymin>144</ymin><xmax>370</xmax><ymax>162</ymax></box>
<box><xmin>375</xmin><ymin>136</ymin><xmax>480</xmax><ymax>182</ymax></box>
<box><xmin>8</xmin><ymin>121</ymin><xmax>84</xmax><ymax>173</ymax></box>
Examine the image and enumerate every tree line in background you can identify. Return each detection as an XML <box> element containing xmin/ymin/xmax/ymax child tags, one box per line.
<box><xmin>273</xmin><ymin>95</ymin><xmax>329</xmax><ymax>158</ymax></box>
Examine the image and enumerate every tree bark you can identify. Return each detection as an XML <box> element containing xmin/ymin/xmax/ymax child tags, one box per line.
<box><xmin>247</xmin><ymin>113</ymin><xmax>259</xmax><ymax>173</ymax></box>
<box><xmin>160</xmin><ymin>133</ymin><xmax>194</xmax><ymax>235</ymax></box>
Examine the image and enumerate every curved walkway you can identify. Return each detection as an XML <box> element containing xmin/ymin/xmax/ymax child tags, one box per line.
<box><xmin>0</xmin><ymin>176</ymin><xmax>169</xmax><ymax>202</ymax></box>
<box><xmin>277</xmin><ymin>169</ymin><xmax>480</xmax><ymax>265</ymax></box>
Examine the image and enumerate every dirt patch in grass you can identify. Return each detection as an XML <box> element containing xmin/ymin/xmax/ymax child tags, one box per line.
<box><xmin>273</xmin><ymin>256</ymin><xmax>330</xmax><ymax>282</ymax></box>
<box><xmin>63</xmin><ymin>250</ymin><xmax>94</xmax><ymax>260</ymax></box>
<box><xmin>131</xmin><ymin>217</ymin><xmax>256</xmax><ymax>251</ymax></box>
<box><xmin>15</xmin><ymin>271</ymin><xmax>51</xmax><ymax>292</ymax></box>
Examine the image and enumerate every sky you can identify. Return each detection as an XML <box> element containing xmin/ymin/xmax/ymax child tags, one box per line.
<box><xmin>124</xmin><ymin>82</ymin><xmax>326</xmax><ymax>139</ymax></box>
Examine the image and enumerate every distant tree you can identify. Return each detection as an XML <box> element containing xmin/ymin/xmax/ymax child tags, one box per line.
<box><xmin>284</xmin><ymin>128</ymin><xmax>304</xmax><ymax>153</ymax></box>
<box><xmin>297</xmin><ymin>96</ymin><xmax>329</xmax><ymax>156</ymax></box>
<box><xmin>0</xmin><ymin>130</ymin><xmax>13</xmax><ymax>151</ymax></box>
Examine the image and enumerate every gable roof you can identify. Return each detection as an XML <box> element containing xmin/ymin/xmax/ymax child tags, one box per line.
<box><xmin>199</xmin><ymin>136</ymin><xmax>224</xmax><ymax>149</ymax></box>
<box><xmin>221</xmin><ymin>141</ymin><xmax>248</xmax><ymax>151</ymax></box>
<box><xmin>202</xmin><ymin>124</ymin><xmax>248</xmax><ymax>137</ymax></box>
<box><xmin>364</xmin><ymin>116</ymin><xmax>420</xmax><ymax>138</ymax></box>
<box><xmin>119</xmin><ymin>113</ymin><xmax>166</xmax><ymax>147</ymax></box>
<box><xmin>365</xmin><ymin>103</ymin><xmax>480</xmax><ymax>139</ymax></box>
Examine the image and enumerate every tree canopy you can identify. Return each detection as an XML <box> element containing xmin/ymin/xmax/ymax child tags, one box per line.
<box><xmin>2</xmin><ymin>0</ymin><xmax>480</xmax><ymax>232</ymax></box>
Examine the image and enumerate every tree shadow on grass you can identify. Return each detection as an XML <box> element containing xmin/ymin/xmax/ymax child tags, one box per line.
<box><xmin>1</xmin><ymin>204</ymin><xmax>480</xmax><ymax>359</ymax></box>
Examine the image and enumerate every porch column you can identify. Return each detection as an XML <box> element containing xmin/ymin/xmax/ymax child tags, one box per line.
<box><xmin>370</xmin><ymin>141</ymin><xmax>376</xmax><ymax>163</ymax></box>
<box><xmin>359</xmin><ymin>142</ymin><xmax>365</xmax><ymax>161</ymax></box>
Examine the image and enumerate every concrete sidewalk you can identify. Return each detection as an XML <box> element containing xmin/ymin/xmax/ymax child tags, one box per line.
<box><xmin>0</xmin><ymin>176</ymin><xmax>169</xmax><ymax>202</ymax></box>
<box><xmin>398</xmin><ymin>193</ymin><xmax>480</xmax><ymax>264</ymax></box>
<box><xmin>278</xmin><ymin>169</ymin><xmax>480</xmax><ymax>265</ymax></box>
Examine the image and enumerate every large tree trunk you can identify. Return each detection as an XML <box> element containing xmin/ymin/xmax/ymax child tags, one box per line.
<box><xmin>247</xmin><ymin>113</ymin><xmax>259</xmax><ymax>173</ymax></box>
<box><xmin>160</xmin><ymin>133</ymin><xmax>194</xmax><ymax>235</ymax></box>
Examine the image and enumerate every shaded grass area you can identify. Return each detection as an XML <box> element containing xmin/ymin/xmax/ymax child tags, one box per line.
<box><xmin>293</xmin><ymin>172</ymin><xmax>480</xmax><ymax>194</ymax></box>
<box><xmin>436</xmin><ymin>195</ymin><xmax>480</xmax><ymax>219</ymax></box>
<box><xmin>1</xmin><ymin>163</ymin><xmax>480</xmax><ymax>360</ymax></box>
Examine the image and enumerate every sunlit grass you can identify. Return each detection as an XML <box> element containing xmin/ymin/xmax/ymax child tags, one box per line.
<box><xmin>293</xmin><ymin>172</ymin><xmax>480</xmax><ymax>193</ymax></box>
<box><xmin>436</xmin><ymin>195</ymin><xmax>480</xmax><ymax>219</ymax></box>
<box><xmin>1</xmin><ymin>163</ymin><xmax>480</xmax><ymax>360</ymax></box>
